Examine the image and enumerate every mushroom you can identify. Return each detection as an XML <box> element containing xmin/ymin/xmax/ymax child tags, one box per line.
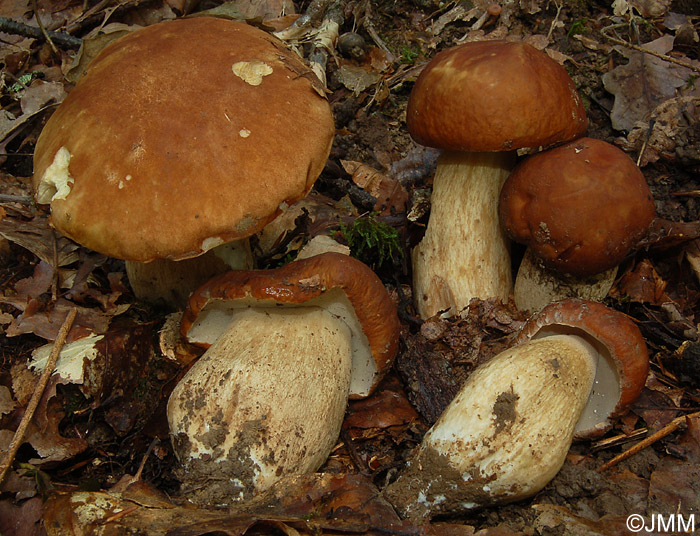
<box><xmin>499</xmin><ymin>137</ymin><xmax>656</xmax><ymax>312</ymax></box>
<box><xmin>384</xmin><ymin>299</ymin><xmax>648</xmax><ymax>520</ymax></box>
<box><xmin>32</xmin><ymin>17</ymin><xmax>334</xmax><ymax>307</ymax></box>
<box><xmin>167</xmin><ymin>252</ymin><xmax>399</xmax><ymax>505</ymax></box>
<box><xmin>407</xmin><ymin>40</ymin><xmax>587</xmax><ymax>319</ymax></box>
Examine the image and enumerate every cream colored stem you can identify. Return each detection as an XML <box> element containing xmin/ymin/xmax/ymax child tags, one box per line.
<box><xmin>167</xmin><ymin>307</ymin><xmax>353</xmax><ymax>505</ymax></box>
<box><xmin>385</xmin><ymin>334</ymin><xmax>597</xmax><ymax>520</ymax></box>
<box><xmin>126</xmin><ymin>240</ymin><xmax>253</xmax><ymax>308</ymax></box>
<box><xmin>412</xmin><ymin>150</ymin><xmax>515</xmax><ymax>319</ymax></box>
<box><xmin>514</xmin><ymin>248</ymin><xmax>618</xmax><ymax>313</ymax></box>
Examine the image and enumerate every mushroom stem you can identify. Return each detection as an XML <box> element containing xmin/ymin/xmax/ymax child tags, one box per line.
<box><xmin>167</xmin><ymin>306</ymin><xmax>353</xmax><ymax>505</ymax></box>
<box><xmin>384</xmin><ymin>334</ymin><xmax>597</xmax><ymax>520</ymax></box>
<box><xmin>412</xmin><ymin>150</ymin><xmax>515</xmax><ymax>318</ymax></box>
<box><xmin>514</xmin><ymin>248</ymin><xmax>618</xmax><ymax>313</ymax></box>
<box><xmin>125</xmin><ymin>240</ymin><xmax>253</xmax><ymax>308</ymax></box>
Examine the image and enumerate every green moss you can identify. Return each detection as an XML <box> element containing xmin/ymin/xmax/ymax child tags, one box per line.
<box><xmin>336</xmin><ymin>213</ymin><xmax>403</xmax><ymax>269</ymax></box>
<box><xmin>567</xmin><ymin>18</ymin><xmax>589</xmax><ymax>40</ymax></box>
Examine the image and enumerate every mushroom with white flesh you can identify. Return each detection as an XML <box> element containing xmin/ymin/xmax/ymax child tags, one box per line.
<box><xmin>499</xmin><ymin>137</ymin><xmax>656</xmax><ymax>313</ymax></box>
<box><xmin>406</xmin><ymin>40</ymin><xmax>587</xmax><ymax>319</ymax></box>
<box><xmin>32</xmin><ymin>17</ymin><xmax>334</xmax><ymax>308</ymax></box>
<box><xmin>384</xmin><ymin>299</ymin><xmax>649</xmax><ymax>520</ymax></box>
<box><xmin>167</xmin><ymin>252</ymin><xmax>399</xmax><ymax>505</ymax></box>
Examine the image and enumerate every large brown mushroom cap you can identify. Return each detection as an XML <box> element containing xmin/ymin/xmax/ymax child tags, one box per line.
<box><xmin>513</xmin><ymin>299</ymin><xmax>649</xmax><ymax>439</ymax></box>
<box><xmin>406</xmin><ymin>40</ymin><xmax>587</xmax><ymax>152</ymax></box>
<box><xmin>499</xmin><ymin>137</ymin><xmax>655</xmax><ymax>276</ymax></box>
<box><xmin>181</xmin><ymin>252</ymin><xmax>400</xmax><ymax>398</ymax></box>
<box><xmin>32</xmin><ymin>17</ymin><xmax>334</xmax><ymax>262</ymax></box>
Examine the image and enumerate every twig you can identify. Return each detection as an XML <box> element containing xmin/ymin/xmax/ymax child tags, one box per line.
<box><xmin>0</xmin><ymin>308</ymin><xmax>77</xmax><ymax>485</ymax></box>
<box><xmin>32</xmin><ymin>0</ymin><xmax>59</xmax><ymax>56</ymax></box>
<box><xmin>274</xmin><ymin>0</ymin><xmax>332</xmax><ymax>40</ymax></box>
<box><xmin>0</xmin><ymin>17</ymin><xmax>82</xmax><ymax>49</ymax></box>
<box><xmin>0</xmin><ymin>194</ymin><xmax>33</xmax><ymax>204</ymax></box>
<box><xmin>599</xmin><ymin>410</ymin><xmax>700</xmax><ymax>471</ymax></box>
<box><xmin>601</xmin><ymin>23</ymin><xmax>700</xmax><ymax>74</ymax></box>
<box><xmin>546</xmin><ymin>0</ymin><xmax>563</xmax><ymax>42</ymax></box>
<box><xmin>636</xmin><ymin>119</ymin><xmax>655</xmax><ymax>167</ymax></box>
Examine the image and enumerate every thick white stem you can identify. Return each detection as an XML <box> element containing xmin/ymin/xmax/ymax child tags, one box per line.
<box><xmin>167</xmin><ymin>307</ymin><xmax>352</xmax><ymax>505</ymax></box>
<box><xmin>385</xmin><ymin>334</ymin><xmax>597</xmax><ymax>520</ymax></box>
<box><xmin>412</xmin><ymin>151</ymin><xmax>514</xmax><ymax>319</ymax></box>
<box><xmin>125</xmin><ymin>240</ymin><xmax>253</xmax><ymax>308</ymax></box>
<box><xmin>514</xmin><ymin>248</ymin><xmax>618</xmax><ymax>313</ymax></box>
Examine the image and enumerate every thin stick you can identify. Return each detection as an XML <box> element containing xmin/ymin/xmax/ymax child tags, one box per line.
<box><xmin>0</xmin><ymin>308</ymin><xmax>77</xmax><ymax>485</ymax></box>
<box><xmin>0</xmin><ymin>17</ymin><xmax>82</xmax><ymax>49</ymax></box>
<box><xmin>599</xmin><ymin>410</ymin><xmax>700</xmax><ymax>471</ymax></box>
<box><xmin>32</xmin><ymin>0</ymin><xmax>59</xmax><ymax>56</ymax></box>
<box><xmin>602</xmin><ymin>23</ymin><xmax>700</xmax><ymax>74</ymax></box>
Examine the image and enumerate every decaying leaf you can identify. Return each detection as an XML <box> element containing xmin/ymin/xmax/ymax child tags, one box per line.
<box><xmin>610</xmin><ymin>259</ymin><xmax>670</xmax><ymax>305</ymax></box>
<box><xmin>602</xmin><ymin>35</ymin><xmax>700</xmax><ymax>132</ymax></box>
<box><xmin>342</xmin><ymin>160</ymin><xmax>408</xmax><ymax>214</ymax></box>
<box><xmin>620</xmin><ymin>96</ymin><xmax>700</xmax><ymax>166</ymax></box>
<box><xmin>337</xmin><ymin>63</ymin><xmax>382</xmax><ymax>95</ymax></box>
<box><xmin>0</xmin><ymin>214</ymin><xmax>79</xmax><ymax>267</ymax></box>
<box><xmin>42</xmin><ymin>474</ymin><xmax>416</xmax><ymax>536</ymax></box>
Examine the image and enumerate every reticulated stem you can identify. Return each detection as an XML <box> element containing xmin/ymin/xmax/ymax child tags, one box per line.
<box><xmin>167</xmin><ymin>306</ymin><xmax>353</xmax><ymax>505</ymax></box>
<box><xmin>514</xmin><ymin>248</ymin><xmax>618</xmax><ymax>313</ymax></box>
<box><xmin>412</xmin><ymin>150</ymin><xmax>515</xmax><ymax>318</ymax></box>
<box><xmin>125</xmin><ymin>239</ymin><xmax>253</xmax><ymax>308</ymax></box>
<box><xmin>385</xmin><ymin>334</ymin><xmax>597</xmax><ymax>520</ymax></box>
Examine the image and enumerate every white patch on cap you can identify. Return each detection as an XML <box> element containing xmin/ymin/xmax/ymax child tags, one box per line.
<box><xmin>36</xmin><ymin>146</ymin><xmax>74</xmax><ymax>204</ymax></box>
<box><xmin>232</xmin><ymin>61</ymin><xmax>273</xmax><ymax>86</ymax></box>
<box><xmin>239</xmin><ymin>129</ymin><xmax>251</xmax><ymax>138</ymax></box>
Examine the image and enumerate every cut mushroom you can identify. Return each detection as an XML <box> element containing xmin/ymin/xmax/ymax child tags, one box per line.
<box><xmin>167</xmin><ymin>252</ymin><xmax>399</xmax><ymax>505</ymax></box>
<box><xmin>384</xmin><ymin>299</ymin><xmax>649</xmax><ymax>520</ymax></box>
<box><xmin>407</xmin><ymin>40</ymin><xmax>587</xmax><ymax>318</ymax></box>
<box><xmin>499</xmin><ymin>137</ymin><xmax>655</xmax><ymax>312</ymax></box>
<box><xmin>513</xmin><ymin>299</ymin><xmax>649</xmax><ymax>439</ymax></box>
<box><xmin>32</xmin><ymin>17</ymin><xmax>334</xmax><ymax>307</ymax></box>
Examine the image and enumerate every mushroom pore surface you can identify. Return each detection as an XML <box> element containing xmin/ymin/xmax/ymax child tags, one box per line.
<box><xmin>513</xmin><ymin>299</ymin><xmax>649</xmax><ymax>439</ymax></box>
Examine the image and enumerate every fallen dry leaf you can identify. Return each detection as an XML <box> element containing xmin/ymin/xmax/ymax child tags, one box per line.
<box><xmin>619</xmin><ymin>96</ymin><xmax>700</xmax><ymax>166</ymax></box>
<box><xmin>342</xmin><ymin>159</ymin><xmax>408</xmax><ymax>214</ymax></box>
<box><xmin>611</xmin><ymin>259</ymin><xmax>670</xmax><ymax>305</ymax></box>
<box><xmin>602</xmin><ymin>35</ymin><xmax>700</xmax><ymax>132</ymax></box>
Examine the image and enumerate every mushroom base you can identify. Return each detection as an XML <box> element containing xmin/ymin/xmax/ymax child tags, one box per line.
<box><xmin>167</xmin><ymin>306</ymin><xmax>352</xmax><ymax>506</ymax></box>
<box><xmin>126</xmin><ymin>240</ymin><xmax>253</xmax><ymax>308</ymax></box>
<box><xmin>412</xmin><ymin>150</ymin><xmax>514</xmax><ymax>319</ymax></box>
<box><xmin>384</xmin><ymin>334</ymin><xmax>597</xmax><ymax>521</ymax></box>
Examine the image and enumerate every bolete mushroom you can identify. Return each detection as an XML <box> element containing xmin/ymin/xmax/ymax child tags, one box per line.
<box><xmin>385</xmin><ymin>299</ymin><xmax>648</xmax><ymax>520</ymax></box>
<box><xmin>407</xmin><ymin>40</ymin><xmax>587</xmax><ymax>318</ymax></box>
<box><xmin>32</xmin><ymin>17</ymin><xmax>334</xmax><ymax>307</ymax></box>
<box><xmin>167</xmin><ymin>252</ymin><xmax>399</xmax><ymax>505</ymax></box>
<box><xmin>499</xmin><ymin>137</ymin><xmax>656</xmax><ymax>312</ymax></box>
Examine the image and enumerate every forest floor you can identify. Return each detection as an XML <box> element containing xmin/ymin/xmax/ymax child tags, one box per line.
<box><xmin>0</xmin><ymin>0</ymin><xmax>699</xmax><ymax>535</ymax></box>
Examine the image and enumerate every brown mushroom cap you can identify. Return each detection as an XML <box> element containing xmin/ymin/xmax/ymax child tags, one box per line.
<box><xmin>32</xmin><ymin>17</ymin><xmax>334</xmax><ymax>262</ymax></box>
<box><xmin>512</xmin><ymin>299</ymin><xmax>649</xmax><ymax>439</ymax></box>
<box><xmin>181</xmin><ymin>252</ymin><xmax>399</xmax><ymax>398</ymax></box>
<box><xmin>499</xmin><ymin>138</ymin><xmax>655</xmax><ymax>276</ymax></box>
<box><xmin>406</xmin><ymin>40</ymin><xmax>587</xmax><ymax>152</ymax></box>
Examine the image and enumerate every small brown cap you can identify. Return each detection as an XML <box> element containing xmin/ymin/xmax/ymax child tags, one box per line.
<box><xmin>33</xmin><ymin>17</ymin><xmax>334</xmax><ymax>262</ymax></box>
<box><xmin>181</xmin><ymin>252</ymin><xmax>400</xmax><ymax>398</ymax></box>
<box><xmin>499</xmin><ymin>137</ymin><xmax>655</xmax><ymax>276</ymax></box>
<box><xmin>513</xmin><ymin>299</ymin><xmax>649</xmax><ymax>439</ymax></box>
<box><xmin>406</xmin><ymin>40</ymin><xmax>587</xmax><ymax>152</ymax></box>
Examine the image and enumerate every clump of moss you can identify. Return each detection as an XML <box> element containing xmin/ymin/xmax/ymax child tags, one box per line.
<box><xmin>336</xmin><ymin>213</ymin><xmax>403</xmax><ymax>269</ymax></box>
